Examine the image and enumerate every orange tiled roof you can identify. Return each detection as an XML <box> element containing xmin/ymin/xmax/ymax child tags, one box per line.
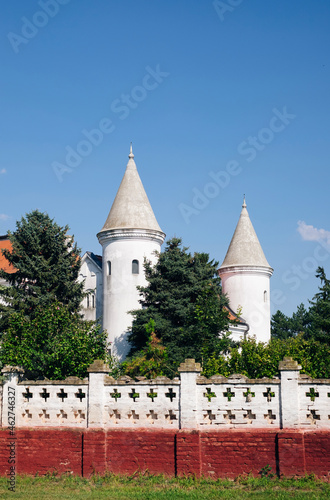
<box><xmin>0</xmin><ymin>237</ymin><xmax>15</xmax><ymax>274</ymax></box>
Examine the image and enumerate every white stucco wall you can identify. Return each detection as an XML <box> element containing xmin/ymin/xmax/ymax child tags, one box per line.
<box><xmin>220</xmin><ymin>267</ymin><xmax>272</xmax><ymax>343</ymax></box>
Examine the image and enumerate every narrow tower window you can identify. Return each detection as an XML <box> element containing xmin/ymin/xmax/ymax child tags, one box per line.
<box><xmin>107</xmin><ymin>261</ymin><xmax>111</xmax><ymax>275</ymax></box>
<box><xmin>87</xmin><ymin>295</ymin><xmax>90</xmax><ymax>308</ymax></box>
<box><xmin>92</xmin><ymin>294</ymin><xmax>95</xmax><ymax>308</ymax></box>
<box><xmin>132</xmin><ymin>259</ymin><xmax>139</xmax><ymax>274</ymax></box>
<box><xmin>264</xmin><ymin>290</ymin><xmax>267</xmax><ymax>303</ymax></box>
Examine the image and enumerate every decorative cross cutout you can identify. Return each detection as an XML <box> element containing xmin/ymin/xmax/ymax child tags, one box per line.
<box><xmin>204</xmin><ymin>388</ymin><xmax>216</xmax><ymax>402</ymax></box>
<box><xmin>22</xmin><ymin>388</ymin><xmax>33</xmax><ymax>401</ymax></box>
<box><xmin>223</xmin><ymin>410</ymin><xmax>235</xmax><ymax>421</ymax></box>
<box><xmin>165</xmin><ymin>388</ymin><xmax>176</xmax><ymax>402</ymax></box>
<box><xmin>306</xmin><ymin>388</ymin><xmax>319</xmax><ymax>401</ymax></box>
<box><xmin>22</xmin><ymin>409</ymin><xmax>32</xmax><ymax>419</ymax></box>
<box><xmin>40</xmin><ymin>388</ymin><xmax>50</xmax><ymax>402</ymax></box>
<box><xmin>147</xmin><ymin>389</ymin><xmax>158</xmax><ymax>402</ymax></box>
<box><xmin>307</xmin><ymin>409</ymin><xmax>320</xmax><ymax>424</ymax></box>
<box><xmin>223</xmin><ymin>388</ymin><xmax>235</xmax><ymax>401</ymax></box>
<box><xmin>204</xmin><ymin>410</ymin><xmax>216</xmax><ymax>422</ymax></box>
<box><xmin>147</xmin><ymin>409</ymin><xmax>158</xmax><ymax>422</ymax></box>
<box><xmin>75</xmin><ymin>389</ymin><xmax>86</xmax><ymax>401</ymax></box>
<box><xmin>129</xmin><ymin>389</ymin><xmax>140</xmax><ymax>402</ymax></box>
<box><xmin>243</xmin><ymin>388</ymin><xmax>255</xmax><ymax>402</ymax></box>
<box><xmin>74</xmin><ymin>410</ymin><xmax>85</xmax><ymax>421</ymax></box>
<box><xmin>110</xmin><ymin>389</ymin><xmax>121</xmax><ymax>400</ymax></box>
<box><xmin>57</xmin><ymin>389</ymin><xmax>68</xmax><ymax>402</ymax></box>
<box><xmin>244</xmin><ymin>409</ymin><xmax>256</xmax><ymax>422</ymax></box>
<box><xmin>128</xmin><ymin>410</ymin><xmax>139</xmax><ymax>421</ymax></box>
<box><xmin>263</xmin><ymin>387</ymin><xmax>275</xmax><ymax>402</ymax></box>
<box><xmin>109</xmin><ymin>409</ymin><xmax>121</xmax><ymax>421</ymax></box>
<box><xmin>57</xmin><ymin>410</ymin><xmax>67</xmax><ymax>420</ymax></box>
<box><xmin>39</xmin><ymin>409</ymin><xmax>50</xmax><ymax>420</ymax></box>
<box><xmin>264</xmin><ymin>410</ymin><xmax>276</xmax><ymax>423</ymax></box>
<box><xmin>165</xmin><ymin>410</ymin><xmax>177</xmax><ymax>421</ymax></box>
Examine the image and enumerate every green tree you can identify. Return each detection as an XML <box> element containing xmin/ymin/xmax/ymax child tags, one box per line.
<box><xmin>307</xmin><ymin>266</ymin><xmax>330</xmax><ymax>342</ymax></box>
<box><xmin>128</xmin><ymin>238</ymin><xmax>232</xmax><ymax>375</ymax></box>
<box><xmin>0</xmin><ymin>302</ymin><xmax>108</xmax><ymax>380</ymax></box>
<box><xmin>271</xmin><ymin>310</ymin><xmax>292</xmax><ymax>339</ymax></box>
<box><xmin>202</xmin><ymin>336</ymin><xmax>330</xmax><ymax>379</ymax></box>
<box><xmin>122</xmin><ymin>322</ymin><xmax>169</xmax><ymax>379</ymax></box>
<box><xmin>271</xmin><ymin>303</ymin><xmax>310</xmax><ymax>339</ymax></box>
<box><xmin>0</xmin><ymin>210</ymin><xmax>84</xmax><ymax>330</ymax></box>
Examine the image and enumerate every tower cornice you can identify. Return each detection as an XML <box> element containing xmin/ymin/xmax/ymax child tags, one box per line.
<box><xmin>97</xmin><ymin>227</ymin><xmax>165</xmax><ymax>246</ymax></box>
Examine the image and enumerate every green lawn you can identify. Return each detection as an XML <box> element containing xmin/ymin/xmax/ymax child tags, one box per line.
<box><xmin>0</xmin><ymin>473</ymin><xmax>329</xmax><ymax>499</ymax></box>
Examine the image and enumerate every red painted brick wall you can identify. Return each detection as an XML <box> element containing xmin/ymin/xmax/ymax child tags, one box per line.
<box><xmin>0</xmin><ymin>428</ymin><xmax>329</xmax><ymax>479</ymax></box>
<box><xmin>200</xmin><ymin>430</ymin><xmax>277</xmax><ymax>479</ymax></box>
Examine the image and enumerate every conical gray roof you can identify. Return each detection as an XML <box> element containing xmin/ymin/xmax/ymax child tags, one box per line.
<box><xmin>99</xmin><ymin>146</ymin><xmax>163</xmax><ymax>233</ymax></box>
<box><xmin>220</xmin><ymin>198</ymin><xmax>272</xmax><ymax>269</ymax></box>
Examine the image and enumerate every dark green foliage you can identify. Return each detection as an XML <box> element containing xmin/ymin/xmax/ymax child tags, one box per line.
<box><xmin>271</xmin><ymin>304</ymin><xmax>311</xmax><ymax>340</ymax></box>
<box><xmin>271</xmin><ymin>267</ymin><xmax>330</xmax><ymax>344</ymax></box>
<box><xmin>202</xmin><ymin>336</ymin><xmax>330</xmax><ymax>379</ymax></box>
<box><xmin>307</xmin><ymin>266</ymin><xmax>330</xmax><ymax>342</ymax></box>
<box><xmin>128</xmin><ymin>238</ymin><xmax>232</xmax><ymax>375</ymax></box>
<box><xmin>122</xmin><ymin>329</ymin><xmax>170</xmax><ymax>379</ymax></box>
<box><xmin>0</xmin><ymin>210</ymin><xmax>84</xmax><ymax>330</ymax></box>
<box><xmin>0</xmin><ymin>302</ymin><xmax>107</xmax><ymax>380</ymax></box>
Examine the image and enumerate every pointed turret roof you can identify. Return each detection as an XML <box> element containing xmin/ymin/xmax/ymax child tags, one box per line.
<box><xmin>219</xmin><ymin>197</ymin><xmax>272</xmax><ymax>270</ymax></box>
<box><xmin>99</xmin><ymin>145</ymin><xmax>163</xmax><ymax>233</ymax></box>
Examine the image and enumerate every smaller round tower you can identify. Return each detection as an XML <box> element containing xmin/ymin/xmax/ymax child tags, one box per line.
<box><xmin>97</xmin><ymin>146</ymin><xmax>165</xmax><ymax>360</ymax></box>
<box><xmin>218</xmin><ymin>198</ymin><xmax>273</xmax><ymax>343</ymax></box>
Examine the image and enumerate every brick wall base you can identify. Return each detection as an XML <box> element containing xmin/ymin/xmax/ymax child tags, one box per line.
<box><xmin>0</xmin><ymin>428</ymin><xmax>329</xmax><ymax>479</ymax></box>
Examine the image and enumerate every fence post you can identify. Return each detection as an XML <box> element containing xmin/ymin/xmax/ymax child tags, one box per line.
<box><xmin>87</xmin><ymin>360</ymin><xmax>109</xmax><ymax>428</ymax></box>
<box><xmin>278</xmin><ymin>357</ymin><xmax>301</xmax><ymax>428</ymax></box>
<box><xmin>1</xmin><ymin>366</ymin><xmax>24</xmax><ymax>428</ymax></box>
<box><xmin>178</xmin><ymin>359</ymin><xmax>201</xmax><ymax>429</ymax></box>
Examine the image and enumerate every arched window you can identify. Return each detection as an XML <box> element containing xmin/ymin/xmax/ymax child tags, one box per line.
<box><xmin>132</xmin><ymin>259</ymin><xmax>139</xmax><ymax>274</ymax></box>
<box><xmin>92</xmin><ymin>294</ymin><xmax>95</xmax><ymax>308</ymax></box>
<box><xmin>87</xmin><ymin>295</ymin><xmax>90</xmax><ymax>308</ymax></box>
<box><xmin>107</xmin><ymin>260</ymin><xmax>111</xmax><ymax>275</ymax></box>
<box><xmin>264</xmin><ymin>290</ymin><xmax>267</xmax><ymax>303</ymax></box>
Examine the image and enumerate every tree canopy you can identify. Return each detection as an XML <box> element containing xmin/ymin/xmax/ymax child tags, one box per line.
<box><xmin>127</xmin><ymin>237</ymin><xmax>232</xmax><ymax>375</ymax></box>
<box><xmin>202</xmin><ymin>336</ymin><xmax>330</xmax><ymax>379</ymax></box>
<box><xmin>0</xmin><ymin>302</ymin><xmax>107</xmax><ymax>380</ymax></box>
<box><xmin>271</xmin><ymin>266</ymin><xmax>330</xmax><ymax>344</ymax></box>
<box><xmin>0</xmin><ymin>210</ymin><xmax>84</xmax><ymax>330</ymax></box>
<box><xmin>0</xmin><ymin>210</ymin><xmax>107</xmax><ymax>379</ymax></box>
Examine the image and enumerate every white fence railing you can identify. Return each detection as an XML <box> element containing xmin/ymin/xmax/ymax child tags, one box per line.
<box><xmin>1</xmin><ymin>358</ymin><xmax>329</xmax><ymax>429</ymax></box>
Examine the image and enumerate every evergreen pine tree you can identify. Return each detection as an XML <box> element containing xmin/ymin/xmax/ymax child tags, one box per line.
<box><xmin>307</xmin><ymin>266</ymin><xmax>330</xmax><ymax>342</ymax></box>
<box><xmin>271</xmin><ymin>303</ymin><xmax>311</xmax><ymax>339</ymax></box>
<box><xmin>128</xmin><ymin>238</ymin><xmax>232</xmax><ymax>373</ymax></box>
<box><xmin>0</xmin><ymin>210</ymin><xmax>85</xmax><ymax>330</ymax></box>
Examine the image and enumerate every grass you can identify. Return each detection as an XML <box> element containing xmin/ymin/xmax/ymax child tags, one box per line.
<box><xmin>0</xmin><ymin>472</ymin><xmax>329</xmax><ymax>499</ymax></box>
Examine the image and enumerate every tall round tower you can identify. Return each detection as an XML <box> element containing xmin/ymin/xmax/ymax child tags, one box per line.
<box><xmin>218</xmin><ymin>198</ymin><xmax>273</xmax><ymax>343</ymax></box>
<box><xmin>97</xmin><ymin>146</ymin><xmax>165</xmax><ymax>360</ymax></box>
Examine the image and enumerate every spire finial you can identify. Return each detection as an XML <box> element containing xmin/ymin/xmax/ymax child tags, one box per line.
<box><xmin>242</xmin><ymin>194</ymin><xmax>246</xmax><ymax>208</ymax></box>
<box><xmin>129</xmin><ymin>142</ymin><xmax>134</xmax><ymax>159</ymax></box>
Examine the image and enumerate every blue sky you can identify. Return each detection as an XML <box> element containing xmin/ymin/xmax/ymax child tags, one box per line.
<box><xmin>1</xmin><ymin>0</ymin><xmax>329</xmax><ymax>317</ymax></box>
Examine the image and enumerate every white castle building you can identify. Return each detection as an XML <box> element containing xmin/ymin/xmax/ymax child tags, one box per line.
<box><xmin>79</xmin><ymin>147</ymin><xmax>273</xmax><ymax>359</ymax></box>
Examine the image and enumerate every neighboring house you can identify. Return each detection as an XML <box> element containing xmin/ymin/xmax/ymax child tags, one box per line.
<box><xmin>78</xmin><ymin>251</ymin><xmax>103</xmax><ymax>322</ymax></box>
<box><xmin>0</xmin><ymin>236</ymin><xmax>15</xmax><ymax>290</ymax></box>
